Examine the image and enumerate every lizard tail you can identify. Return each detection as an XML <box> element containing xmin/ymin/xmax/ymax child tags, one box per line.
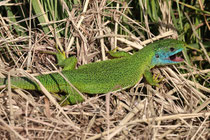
<box><xmin>0</xmin><ymin>77</ymin><xmax>40</xmax><ymax>90</ymax></box>
<box><xmin>0</xmin><ymin>78</ymin><xmax>6</xmax><ymax>87</ymax></box>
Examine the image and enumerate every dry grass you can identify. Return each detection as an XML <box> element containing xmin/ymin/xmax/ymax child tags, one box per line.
<box><xmin>0</xmin><ymin>0</ymin><xmax>209</xmax><ymax>139</ymax></box>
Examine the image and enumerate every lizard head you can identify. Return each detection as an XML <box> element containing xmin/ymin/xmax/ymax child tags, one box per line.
<box><xmin>151</xmin><ymin>39</ymin><xmax>185</xmax><ymax>66</ymax></box>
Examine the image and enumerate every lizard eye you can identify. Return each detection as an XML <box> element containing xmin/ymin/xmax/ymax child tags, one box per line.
<box><xmin>155</xmin><ymin>54</ymin><xmax>159</xmax><ymax>58</ymax></box>
<box><xmin>170</xmin><ymin>47</ymin><xmax>175</xmax><ymax>52</ymax></box>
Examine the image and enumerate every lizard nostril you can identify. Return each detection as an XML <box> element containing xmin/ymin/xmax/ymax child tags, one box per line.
<box><xmin>170</xmin><ymin>47</ymin><xmax>175</xmax><ymax>52</ymax></box>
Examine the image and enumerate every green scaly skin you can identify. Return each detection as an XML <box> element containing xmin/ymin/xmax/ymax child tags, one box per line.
<box><xmin>0</xmin><ymin>39</ymin><xmax>185</xmax><ymax>104</ymax></box>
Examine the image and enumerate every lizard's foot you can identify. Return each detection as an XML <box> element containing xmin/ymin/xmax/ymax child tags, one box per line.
<box><xmin>152</xmin><ymin>73</ymin><xmax>164</xmax><ymax>87</ymax></box>
<box><xmin>108</xmin><ymin>47</ymin><xmax>131</xmax><ymax>58</ymax></box>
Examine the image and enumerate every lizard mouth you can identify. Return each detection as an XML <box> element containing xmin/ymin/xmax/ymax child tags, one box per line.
<box><xmin>169</xmin><ymin>53</ymin><xmax>184</xmax><ymax>62</ymax></box>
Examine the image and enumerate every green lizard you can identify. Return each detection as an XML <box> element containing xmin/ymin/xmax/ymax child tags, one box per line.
<box><xmin>0</xmin><ymin>39</ymin><xmax>185</xmax><ymax>104</ymax></box>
